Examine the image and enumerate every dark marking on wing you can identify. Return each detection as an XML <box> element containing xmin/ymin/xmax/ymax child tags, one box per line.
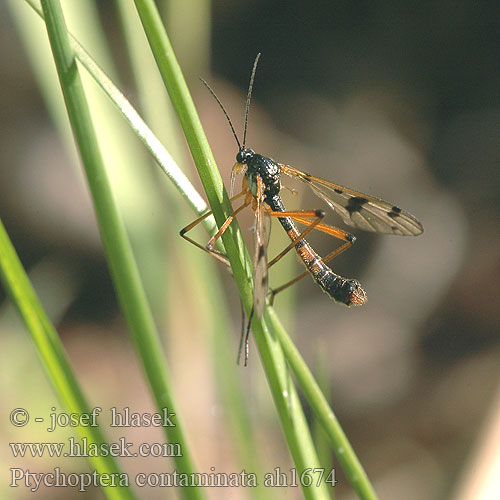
<box><xmin>258</xmin><ymin>245</ymin><xmax>266</xmax><ymax>259</ymax></box>
<box><xmin>277</xmin><ymin>162</ymin><xmax>423</xmax><ymax>236</ymax></box>
<box><xmin>346</xmin><ymin>197</ymin><xmax>368</xmax><ymax>215</ymax></box>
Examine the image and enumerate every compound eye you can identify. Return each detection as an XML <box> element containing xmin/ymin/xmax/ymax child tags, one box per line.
<box><xmin>236</xmin><ymin>148</ymin><xmax>254</xmax><ymax>164</ymax></box>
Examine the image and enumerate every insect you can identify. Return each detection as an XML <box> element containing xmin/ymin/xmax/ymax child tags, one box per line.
<box><xmin>180</xmin><ymin>54</ymin><xmax>423</xmax><ymax>363</ymax></box>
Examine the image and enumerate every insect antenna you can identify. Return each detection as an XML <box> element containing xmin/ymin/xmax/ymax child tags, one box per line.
<box><xmin>242</xmin><ymin>53</ymin><xmax>261</xmax><ymax>149</ymax></box>
<box><xmin>200</xmin><ymin>77</ymin><xmax>241</xmax><ymax>150</ymax></box>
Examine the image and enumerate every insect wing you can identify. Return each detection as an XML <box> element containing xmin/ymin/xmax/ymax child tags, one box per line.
<box><xmin>279</xmin><ymin>163</ymin><xmax>423</xmax><ymax>236</ymax></box>
<box><xmin>253</xmin><ymin>177</ymin><xmax>269</xmax><ymax>318</ymax></box>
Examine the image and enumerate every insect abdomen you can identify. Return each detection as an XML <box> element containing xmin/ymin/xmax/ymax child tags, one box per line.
<box><xmin>315</xmin><ymin>269</ymin><xmax>366</xmax><ymax>306</ymax></box>
<box><xmin>269</xmin><ymin>196</ymin><xmax>366</xmax><ymax>306</ymax></box>
<box><xmin>295</xmin><ymin>243</ymin><xmax>366</xmax><ymax>306</ymax></box>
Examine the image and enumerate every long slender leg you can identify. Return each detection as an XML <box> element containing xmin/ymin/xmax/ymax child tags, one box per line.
<box><xmin>237</xmin><ymin>307</ymin><xmax>254</xmax><ymax>367</ymax></box>
<box><xmin>243</xmin><ymin>308</ymin><xmax>254</xmax><ymax>367</ymax></box>
<box><xmin>179</xmin><ymin>190</ymin><xmax>247</xmax><ymax>266</ymax></box>
<box><xmin>206</xmin><ymin>194</ymin><xmax>252</xmax><ymax>251</ymax></box>
<box><xmin>266</xmin><ymin>209</ymin><xmax>326</xmax><ymax>267</ymax></box>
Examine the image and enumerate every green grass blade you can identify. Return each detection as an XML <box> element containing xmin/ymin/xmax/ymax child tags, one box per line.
<box><xmin>132</xmin><ymin>1</ymin><xmax>332</xmax><ymax>498</ymax></box>
<box><xmin>115</xmin><ymin>4</ymin><xmax>273</xmax><ymax>494</ymax></box>
<box><xmin>10</xmin><ymin>0</ymin><xmax>169</xmax><ymax>311</ymax></box>
<box><xmin>19</xmin><ymin>2</ymin><xmax>266</xmax><ymax>491</ymax></box>
<box><xmin>268</xmin><ymin>308</ymin><xmax>380</xmax><ymax>500</ymax></box>
<box><xmin>22</xmin><ymin>0</ymin><xmax>212</xmax><ymax>225</ymax></box>
<box><xmin>115</xmin><ymin>0</ymin><xmax>189</xmax><ymax>165</ymax></box>
<box><xmin>0</xmin><ymin>224</ymin><xmax>135</xmax><ymax>500</ymax></box>
<box><xmin>39</xmin><ymin>2</ymin><xmax>203</xmax><ymax>499</ymax></box>
<box><xmin>133</xmin><ymin>0</ymin><xmax>245</xmax><ymax>271</ymax></box>
<box><xmin>115</xmin><ymin>4</ymin><xmax>270</xmax><ymax>491</ymax></box>
<box><xmin>312</xmin><ymin>346</ymin><xmax>335</xmax><ymax>486</ymax></box>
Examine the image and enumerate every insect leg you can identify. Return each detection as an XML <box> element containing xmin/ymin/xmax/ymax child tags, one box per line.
<box><xmin>237</xmin><ymin>306</ymin><xmax>254</xmax><ymax>367</ymax></box>
<box><xmin>266</xmin><ymin>209</ymin><xmax>327</xmax><ymax>267</ymax></box>
<box><xmin>179</xmin><ymin>190</ymin><xmax>247</xmax><ymax>266</ymax></box>
<box><xmin>206</xmin><ymin>193</ymin><xmax>253</xmax><ymax>251</ymax></box>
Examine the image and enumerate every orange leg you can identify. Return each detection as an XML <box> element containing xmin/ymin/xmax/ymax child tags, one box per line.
<box><xmin>266</xmin><ymin>209</ymin><xmax>326</xmax><ymax>267</ymax></box>
<box><xmin>179</xmin><ymin>190</ymin><xmax>248</xmax><ymax>266</ymax></box>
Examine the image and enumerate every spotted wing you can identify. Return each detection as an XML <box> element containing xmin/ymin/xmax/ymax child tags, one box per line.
<box><xmin>253</xmin><ymin>177</ymin><xmax>269</xmax><ymax>318</ymax></box>
<box><xmin>279</xmin><ymin>163</ymin><xmax>423</xmax><ymax>236</ymax></box>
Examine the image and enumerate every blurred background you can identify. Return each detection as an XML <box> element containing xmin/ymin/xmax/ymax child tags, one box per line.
<box><xmin>1</xmin><ymin>1</ymin><xmax>499</xmax><ymax>499</ymax></box>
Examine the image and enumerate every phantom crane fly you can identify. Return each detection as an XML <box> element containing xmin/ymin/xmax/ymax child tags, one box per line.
<box><xmin>180</xmin><ymin>54</ymin><xmax>423</xmax><ymax>364</ymax></box>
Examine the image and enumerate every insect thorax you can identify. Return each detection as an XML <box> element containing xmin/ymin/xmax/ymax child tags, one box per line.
<box><xmin>245</xmin><ymin>153</ymin><xmax>281</xmax><ymax>203</ymax></box>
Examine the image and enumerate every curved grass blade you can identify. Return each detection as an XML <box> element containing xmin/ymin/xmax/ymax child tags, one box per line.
<box><xmin>0</xmin><ymin>221</ymin><xmax>135</xmax><ymax>500</ymax></box>
<box><xmin>38</xmin><ymin>1</ymin><xmax>203</xmax><ymax>498</ymax></box>
<box><xmin>132</xmin><ymin>1</ymin><xmax>332</xmax><ymax>498</ymax></box>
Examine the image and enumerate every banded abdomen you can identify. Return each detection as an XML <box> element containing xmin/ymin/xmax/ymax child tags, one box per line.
<box><xmin>268</xmin><ymin>197</ymin><xmax>366</xmax><ymax>306</ymax></box>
